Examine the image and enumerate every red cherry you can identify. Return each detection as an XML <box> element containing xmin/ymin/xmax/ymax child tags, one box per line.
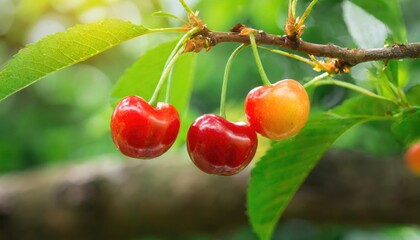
<box><xmin>111</xmin><ymin>96</ymin><xmax>180</xmax><ymax>159</ymax></box>
<box><xmin>245</xmin><ymin>79</ymin><xmax>310</xmax><ymax>140</ymax></box>
<box><xmin>405</xmin><ymin>142</ymin><xmax>420</xmax><ymax>174</ymax></box>
<box><xmin>186</xmin><ymin>114</ymin><xmax>258</xmax><ymax>176</ymax></box>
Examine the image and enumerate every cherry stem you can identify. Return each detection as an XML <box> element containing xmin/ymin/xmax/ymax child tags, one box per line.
<box><xmin>149</xmin><ymin>27</ymin><xmax>187</xmax><ymax>33</ymax></box>
<box><xmin>220</xmin><ymin>44</ymin><xmax>247</xmax><ymax>119</ymax></box>
<box><xmin>303</xmin><ymin>72</ymin><xmax>330</xmax><ymax>88</ymax></box>
<box><xmin>149</xmin><ymin>46</ymin><xmax>184</xmax><ymax>106</ymax></box>
<box><xmin>149</xmin><ymin>26</ymin><xmax>199</xmax><ymax>106</ymax></box>
<box><xmin>165</xmin><ymin>26</ymin><xmax>199</xmax><ymax>70</ymax></box>
<box><xmin>165</xmin><ymin>69</ymin><xmax>174</xmax><ymax>103</ymax></box>
<box><xmin>249</xmin><ymin>33</ymin><xmax>271</xmax><ymax>86</ymax></box>
<box><xmin>258</xmin><ymin>45</ymin><xmax>316</xmax><ymax>67</ymax></box>
<box><xmin>179</xmin><ymin>0</ymin><xmax>195</xmax><ymax>15</ymax></box>
<box><xmin>298</xmin><ymin>0</ymin><xmax>318</xmax><ymax>27</ymax></box>
<box><xmin>304</xmin><ymin>73</ymin><xmax>394</xmax><ymax>102</ymax></box>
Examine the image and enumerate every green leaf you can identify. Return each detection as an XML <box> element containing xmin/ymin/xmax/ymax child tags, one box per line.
<box><xmin>407</xmin><ymin>84</ymin><xmax>420</xmax><ymax>106</ymax></box>
<box><xmin>247</xmin><ymin>93</ymin><xmax>404</xmax><ymax>239</ymax></box>
<box><xmin>247</xmin><ymin>115</ymin><xmax>367</xmax><ymax>240</ymax></box>
<box><xmin>342</xmin><ymin>1</ymin><xmax>388</xmax><ymax>49</ymax></box>
<box><xmin>349</xmin><ymin>0</ymin><xmax>407</xmax><ymax>42</ymax></box>
<box><xmin>376</xmin><ymin>64</ymin><xmax>407</xmax><ymax>102</ymax></box>
<box><xmin>396</xmin><ymin>61</ymin><xmax>410</xmax><ymax>88</ymax></box>
<box><xmin>331</xmin><ymin>96</ymin><xmax>398</xmax><ymax>117</ymax></box>
<box><xmin>111</xmin><ymin>41</ymin><xmax>176</xmax><ymax>105</ymax></box>
<box><xmin>386</xmin><ymin>59</ymin><xmax>400</xmax><ymax>86</ymax></box>
<box><xmin>111</xmin><ymin>40</ymin><xmax>196</xmax><ymax>115</ymax></box>
<box><xmin>331</xmin><ymin>96</ymin><xmax>401</xmax><ymax>156</ymax></box>
<box><xmin>392</xmin><ymin>111</ymin><xmax>420</xmax><ymax>146</ymax></box>
<box><xmin>0</xmin><ymin>19</ymin><xmax>150</xmax><ymax>101</ymax></box>
<box><xmin>167</xmin><ymin>52</ymin><xmax>196</xmax><ymax>115</ymax></box>
<box><xmin>391</xmin><ymin>85</ymin><xmax>420</xmax><ymax>146</ymax></box>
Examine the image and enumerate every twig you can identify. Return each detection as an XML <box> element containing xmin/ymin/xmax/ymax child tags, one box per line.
<box><xmin>202</xmin><ymin>30</ymin><xmax>420</xmax><ymax>71</ymax></box>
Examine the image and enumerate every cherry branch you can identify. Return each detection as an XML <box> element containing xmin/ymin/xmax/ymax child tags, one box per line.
<box><xmin>196</xmin><ymin>28</ymin><xmax>420</xmax><ymax>72</ymax></box>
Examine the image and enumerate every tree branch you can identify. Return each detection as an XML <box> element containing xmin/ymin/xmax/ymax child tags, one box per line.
<box><xmin>201</xmin><ymin>29</ymin><xmax>420</xmax><ymax>70</ymax></box>
<box><xmin>0</xmin><ymin>150</ymin><xmax>419</xmax><ymax>239</ymax></box>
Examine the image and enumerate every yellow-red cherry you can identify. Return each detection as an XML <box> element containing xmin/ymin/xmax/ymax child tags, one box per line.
<box><xmin>245</xmin><ymin>79</ymin><xmax>310</xmax><ymax>140</ymax></box>
<box><xmin>186</xmin><ymin>114</ymin><xmax>258</xmax><ymax>176</ymax></box>
<box><xmin>111</xmin><ymin>96</ymin><xmax>180</xmax><ymax>159</ymax></box>
<box><xmin>405</xmin><ymin>142</ymin><xmax>420</xmax><ymax>174</ymax></box>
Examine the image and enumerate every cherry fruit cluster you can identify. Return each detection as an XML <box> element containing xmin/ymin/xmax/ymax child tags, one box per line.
<box><xmin>108</xmin><ymin>3</ymin><xmax>312</xmax><ymax>176</ymax></box>
<box><xmin>111</xmin><ymin>79</ymin><xmax>310</xmax><ymax>176</ymax></box>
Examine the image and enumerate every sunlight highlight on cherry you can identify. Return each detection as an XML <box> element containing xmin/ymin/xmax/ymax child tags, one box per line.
<box><xmin>111</xmin><ymin>96</ymin><xmax>180</xmax><ymax>159</ymax></box>
<box><xmin>245</xmin><ymin>79</ymin><xmax>310</xmax><ymax>140</ymax></box>
<box><xmin>186</xmin><ymin>114</ymin><xmax>258</xmax><ymax>176</ymax></box>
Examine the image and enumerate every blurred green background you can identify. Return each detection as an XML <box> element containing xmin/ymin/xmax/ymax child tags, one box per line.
<box><xmin>0</xmin><ymin>0</ymin><xmax>419</xmax><ymax>239</ymax></box>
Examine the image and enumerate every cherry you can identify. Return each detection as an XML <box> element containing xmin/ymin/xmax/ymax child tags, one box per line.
<box><xmin>245</xmin><ymin>79</ymin><xmax>310</xmax><ymax>140</ymax></box>
<box><xmin>110</xmin><ymin>96</ymin><xmax>180</xmax><ymax>159</ymax></box>
<box><xmin>186</xmin><ymin>114</ymin><xmax>258</xmax><ymax>176</ymax></box>
<box><xmin>405</xmin><ymin>142</ymin><xmax>420</xmax><ymax>174</ymax></box>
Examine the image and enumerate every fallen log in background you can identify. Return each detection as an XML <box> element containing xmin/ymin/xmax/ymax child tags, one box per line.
<box><xmin>0</xmin><ymin>149</ymin><xmax>418</xmax><ymax>239</ymax></box>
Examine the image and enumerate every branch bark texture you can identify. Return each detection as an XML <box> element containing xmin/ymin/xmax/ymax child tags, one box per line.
<box><xmin>202</xmin><ymin>29</ymin><xmax>420</xmax><ymax>68</ymax></box>
<box><xmin>0</xmin><ymin>150</ymin><xmax>419</xmax><ymax>239</ymax></box>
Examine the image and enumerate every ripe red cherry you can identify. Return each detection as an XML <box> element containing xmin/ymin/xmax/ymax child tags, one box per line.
<box><xmin>245</xmin><ymin>79</ymin><xmax>310</xmax><ymax>140</ymax></box>
<box><xmin>405</xmin><ymin>142</ymin><xmax>420</xmax><ymax>174</ymax></box>
<box><xmin>186</xmin><ymin>114</ymin><xmax>258</xmax><ymax>176</ymax></box>
<box><xmin>111</xmin><ymin>96</ymin><xmax>180</xmax><ymax>159</ymax></box>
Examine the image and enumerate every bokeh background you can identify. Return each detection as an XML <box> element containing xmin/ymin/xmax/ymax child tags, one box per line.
<box><xmin>0</xmin><ymin>0</ymin><xmax>420</xmax><ymax>239</ymax></box>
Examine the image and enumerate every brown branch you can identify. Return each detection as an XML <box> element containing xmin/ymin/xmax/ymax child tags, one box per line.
<box><xmin>0</xmin><ymin>150</ymin><xmax>419</xmax><ymax>239</ymax></box>
<box><xmin>201</xmin><ymin>29</ymin><xmax>420</xmax><ymax>69</ymax></box>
